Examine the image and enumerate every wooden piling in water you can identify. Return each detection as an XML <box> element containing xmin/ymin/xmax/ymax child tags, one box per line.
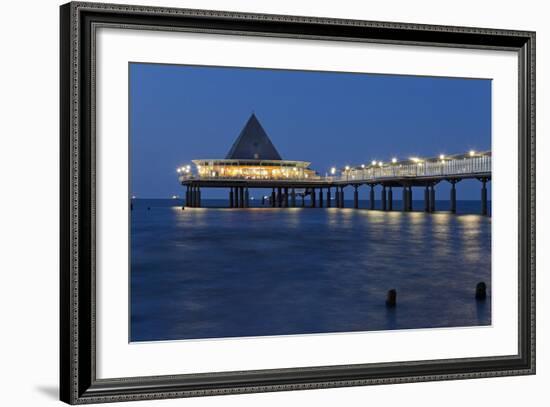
<box><xmin>386</xmin><ymin>289</ymin><xmax>397</xmax><ymax>307</ymax></box>
<box><xmin>475</xmin><ymin>282</ymin><xmax>487</xmax><ymax>300</ymax></box>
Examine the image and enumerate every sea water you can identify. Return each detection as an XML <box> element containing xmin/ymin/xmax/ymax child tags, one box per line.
<box><xmin>130</xmin><ymin>199</ymin><xmax>491</xmax><ymax>341</ymax></box>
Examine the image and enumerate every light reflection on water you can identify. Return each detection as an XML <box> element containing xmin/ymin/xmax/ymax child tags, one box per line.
<box><xmin>131</xmin><ymin>201</ymin><xmax>491</xmax><ymax>342</ymax></box>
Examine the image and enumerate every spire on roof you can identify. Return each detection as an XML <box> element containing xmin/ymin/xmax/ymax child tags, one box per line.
<box><xmin>225</xmin><ymin>114</ymin><xmax>282</xmax><ymax>160</ymax></box>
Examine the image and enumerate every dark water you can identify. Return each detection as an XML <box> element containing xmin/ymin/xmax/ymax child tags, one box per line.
<box><xmin>130</xmin><ymin>199</ymin><xmax>491</xmax><ymax>342</ymax></box>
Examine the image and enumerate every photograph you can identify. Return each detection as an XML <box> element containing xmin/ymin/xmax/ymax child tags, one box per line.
<box><xmin>129</xmin><ymin>63</ymin><xmax>492</xmax><ymax>342</ymax></box>
<box><xmin>56</xmin><ymin>2</ymin><xmax>537</xmax><ymax>404</ymax></box>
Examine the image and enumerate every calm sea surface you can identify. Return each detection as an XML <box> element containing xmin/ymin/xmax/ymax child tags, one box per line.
<box><xmin>130</xmin><ymin>199</ymin><xmax>491</xmax><ymax>341</ymax></box>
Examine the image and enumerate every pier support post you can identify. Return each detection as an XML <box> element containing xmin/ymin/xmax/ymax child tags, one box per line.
<box><xmin>424</xmin><ymin>186</ymin><xmax>429</xmax><ymax>212</ymax></box>
<box><xmin>229</xmin><ymin>188</ymin><xmax>234</xmax><ymax>208</ymax></box>
<box><xmin>335</xmin><ymin>187</ymin><xmax>340</xmax><ymax>208</ymax></box>
<box><xmin>481</xmin><ymin>179</ymin><xmax>488</xmax><ymax>215</ymax></box>
<box><xmin>244</xmin><ymin>188</ymin><xmax>249</xmax><ymax>208</ymax></box>
<box><xmin>327</xmin><ymin>188</ymin><xmax>331</xmax><ymax>208</ymax></box>
<box><xmin>271</xmin><ymin>188</ymin><xmax>276</xmax><ymax>208</ymax></box>
<box><xmin>429</xmin><ymin>185</ymin><xmax>435</xmax><ymax>212</ymax></box>
<box><xmin>381</xmin><ymin>186</ymin><xmax>387</xmax><ymax>211</ymax></box>
<box><xmin>291</xmin><ymin>188</ymin><xmax>296</xmax><ymax>207</ymax></box>
<box><xmin>340</xmin><ymin>187</ymin><xmax>345</xmax><ymax>208</ymax></box>
<box><xmin>402</xmin><ymin>186</ymin><xmax>408</xmax><ymax>212</ymax></box>
<box><xmin>369</xmin><ymin>185</ymin><xmax>374</xmax><ymax>210</ymax></box>
<box><xmin>285</xmin><ymin>188</ymin><xmax>290</xmax><ymax>208</ymax></box>
<box><xmin>195</xmin><ymin>186</ymin><xmax>201</xmax><ymax>208</ymax></box>
<box><xmin>353</xmin><ymin>186</ymin><xmax>359</xmax><ymax>209</ymax></box>
<box><xmin>238</xmin><ymin>187</ymin><xmax>244</xmax><ymax>208</ymax></box>
<box><xmin>388</xmin><ymin>187</ymin><xmax>393</xmax><ymax>211</ymax></box>
<box><xmin>301</xmin><ymin>194</ymin><xmax>305</xmax><ymax>207</ymax></box>
<box><xmin>277</xmin><ymin>187</ymin><xmax>283</xmax><ymax>208</ymax></box>
<box><xmin>185</xmin><ymin>186</ymin><xmax>190</xmax><ymax>207</ymax></box>
<box><xmin>311</xmin><ymin>188</ymin><xmax>316</xmax><ymax>208</ymax></box>
<box><xmin>318</xmin><ymin>188</ymin><xmax>323</xmax><ymax>208</ymax></box>
<box><xmin>450</xmin><ymin>181</ymin><xmax>457</xmax><ymax>213</ymax></box>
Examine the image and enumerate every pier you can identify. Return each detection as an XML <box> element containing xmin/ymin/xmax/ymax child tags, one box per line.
<box><xmin>177</xmin><ymin>114</ymin><xmax>491</xmax><ymax>214</ymax></box>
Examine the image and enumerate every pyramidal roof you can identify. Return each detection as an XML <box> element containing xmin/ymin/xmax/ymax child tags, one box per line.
<box><xmin>225</xmin><ymin>114</ymin><xmax>282</xmax><ymax>160</ymax></box>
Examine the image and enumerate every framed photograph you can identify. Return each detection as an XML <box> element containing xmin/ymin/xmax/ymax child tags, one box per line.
<box><xmin>60</xmin><ymin>1</ymin><xmax>535</xmax><ymax>404</ymax></box>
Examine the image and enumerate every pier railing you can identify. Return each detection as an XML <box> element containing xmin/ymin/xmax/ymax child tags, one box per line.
<box><xmin>340</xmin><ymin>155</ymin><xmax>491</xmax><ymax>182</ymax></box>
<box><xmin>179</xmin><ymin>153</ymin><xmax>491</xmax><ymax>184</ymax></box>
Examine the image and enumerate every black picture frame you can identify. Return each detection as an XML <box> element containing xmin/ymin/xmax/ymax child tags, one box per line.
<box><xmin>60</xmin><ymin>2</ymin><xmax>536</xmax><ymax>404</ymax></box>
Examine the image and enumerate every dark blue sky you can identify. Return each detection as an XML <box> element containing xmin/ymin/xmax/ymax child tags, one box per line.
<box><xmin>130</xmin><ymin>63</ymin><xmax>491</xmax><ymax>199</ymax></box>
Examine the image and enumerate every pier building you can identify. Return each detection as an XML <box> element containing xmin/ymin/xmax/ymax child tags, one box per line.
<box><xmin>186</xmin><ymin>114</ymin><xmax>318</xmax><ymax>181</ymax></box>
